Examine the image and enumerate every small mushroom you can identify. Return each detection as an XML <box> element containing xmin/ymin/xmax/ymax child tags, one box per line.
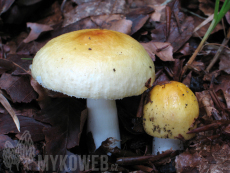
<box><xmin>31</xmin><ymin>29</ymin><xmax>155</xmax><ymax>150</ymax></box>
<box><xmin>143</xmin><ymin>81</ymin><xmax>199</xmax><ymax>155</ymax></box>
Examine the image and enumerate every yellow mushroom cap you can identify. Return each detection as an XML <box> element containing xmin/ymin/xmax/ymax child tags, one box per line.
<box><xmin>143</xmin><ymin>81</ymin><xmax>199</xmax><ymax>140</ymax></box>
<box><xmin>31</xmin><ymin>29</ymin><xmax>155</xmax><ymax>99</ymax></box>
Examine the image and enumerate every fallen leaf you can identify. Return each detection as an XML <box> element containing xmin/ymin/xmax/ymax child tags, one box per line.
<box><xmin>219</xmin><ymin>50</ymin><xmax>230</xmax><ymax>74</ymax></box>
<box><xmin>152</xmin><ymin>72</ymin><xmax>170</xmax><ymax>86</ymax></box>
<box><xmin>182</xmin><ymin>71</ymin><xmax>192</xmax><ymax>87</ymax></box>
<box><xmin>63</xmin><ymin>0</ymin><xmax>126</xmax><ymax>27</ymax></box>
<box><xmin>126</xmin><ymin>6</ymin><xmax>154</xmax><ymax>34</ymax></box>
<box><xmin>23</xmin><ymin>22</ymin><xmax>53</xmax><ymax>43</ymax></box>
<box><xmin>91</xmin><ymin>14</ymin><xmax>133</xmax><ymax>34</ymax></box>
<box><xmin>150</xmin><ymin>23</ymin><xmax>166</xmax><ymax>42</ymax></box>
<box><xmin>51</xmin><ymin>17</ymin><xmax>97</xmax><ymax>39</ymax></box>
<box><xmin>102</xmin><ymin>19</ymin><xmax>133</xmax><ymax>35</ymax></box>
<box><xmin>117</xmin><ymin>105</ymin><xmax>143</xmax><ymax>135</ymax></box>
<box><xmin>166</xmin><ymin>0</ymin><xmax>195</xmax><ymax>52</ymax></box>
<box><xmin>7</xmin><ymin>54</ymin><xmax>32</xmax><ymax>75</ymax></box>
<box><xmin>167</xmin><ymin>16</ymin><xmax>195</xmax><ymax>52</ymax></box>
<box><xmin>226</xmin><ymin>11</ymin><xmax>230</xmax><ymax>24</ymax></box>
<box><xmin>178</xmin><ymin>43</ymin><xmax>192</xmax><ymax>56</ymax></box>
<box><xmin>141</xmin><ymin>41</ymin><xmax>174</xmax><ymax>61</ymax></box>
<box><xmin>91</xmin><ymin>14</ymin><xmax>123</xmax><ymax>26</ymax></box>
<box><xmin>149</xmin><ymin>5</ymin><xmax>166</xmax><ymax>22</ymax></box>
<box><xmin>172</xmin><ymin>59</ymin><xmax>184</xmax><ymax>81</ymax></box>
<box><xmin>203</xmin><ymin>70</ymin><xmax>221</xmax><ymax>82</ymax></box>
<box><xmin>0</xmin><ymin>59</ymin><xmax>16</xmax><ymax>75</ymax></box>
<box><xmin>0</xmin><ymin>134</ymin><xmax>16</xmax><ymax>150</ymax></box>
<box><xmin>213</xmin><ymin>75</ymin><xmax>230</xmax><ymax>109</ymax></box>
<box><xmin>196</xmin><ymin>90</ymin><xmax>220</xmax><ymax>118</ymax></box>
<box><xmin>0</xmin><ymin>113</ymin><xmax>47</xmax><ymax>142</ymax></box>
<box><xmin>176</xmin><ymin>143</ymin><xmax>230</xmax><ymax>173</ymax></box>
<box><xmin>0</xmin><ymin>91</ymin><xmax>20</xmax><ymax>131</ymax></box>
<box><xmin>193</xmin><ymin>15</ymin><xmax>223</xmax><ymax>37</ymax></box>
<box><xmin>190</xmin><ymin>61</ymin><xmax>205</xmax><ymax>73</ymax></box>
<box><xmin>175</xmin><ymin>151</ymin><xmax>202</xmax><ymax>173</ymax></box>
<box><xmin>0</xmin><ymin>73</ymin><xmax>37</xmax><ymax>103</ymax></box>
<box><xmin>198</xmin><ymin>0</ymin><xmax>214</xmax><ymax>16</ymax></box>
<box><xmin>5</xmin><ymin>32</ymin><xmax>29</xmax><ymax>55</ymax></box>
<box><xmin>36</xmin><ymin>1</ymin><xmax>62</xmax><ymax>26</ymax></box>
<box><xmin>30</xmin><ymin>78</ymin><xmax>51</xmax><ymax>109</ymax></box>
<box><xmin>34</xmin><ymin>97</ymin><xmax>87</xmax><ymax>171</ymax></box>
<box><xmin>1</xmin><ymin>2</ymin><xmax>43</xmax><ymax>24</ymax></box>
<box><xmin>0</xmin><ymin>0</ymin><xmax>14</xmax><ymax>15</ymax></box>
<box><xmin>17</xmin><ymin>0</ymin><xmax>43</xmax><ymax>6</ymax></box>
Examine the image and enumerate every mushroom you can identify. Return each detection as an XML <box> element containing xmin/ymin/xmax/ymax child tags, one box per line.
<box><xmin>31</xmin><ymin>29</ymin><xmax>155</xmax><ymax>150</ymax></box>
<box><xmin>143</xmin><ymin>81</ymin><xmax>199</xmax><ymax>155</ymax></box>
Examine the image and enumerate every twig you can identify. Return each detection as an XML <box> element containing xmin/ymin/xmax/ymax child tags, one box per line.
<box><xmin>181</xmin><ymin>14</ymin><xmax>215</xmax><ymax>78</ymax></box>
<box><xmin>204</xmin><ymin>43</ymin><xmax>230</xmax><ymax>51</ymax></box>
<box><xmin>193</xmin><ymin>14</ymin><xmax>214</xmax><ymax>33</ymax></box>
<box><xmin>0</xmin><ymin>91</ymin><xmax>20</xmax><ymax>132</ymax></box>
<box><xmin>116</xmin><ymin>150</ymin><xmax>173</xmax><ymax>165</ymax></box>
<box><xmin>181</xmin><ymin>7</ymin><xmax>207</xmax><ymax>20</ymax></box>
<box><xmin>132</xmin><ymin>165</ymin><xmax>155</xmax><ymax>172</ymax></box>
<box><xmin>206</xmin><ymin>28</ymin><xmax>230</xmax><ymax>72</ymax></box>
<box><xmin>181</xmin><ymin>0</ymin><xmax>230</xmax><ymax>78</ymax></box>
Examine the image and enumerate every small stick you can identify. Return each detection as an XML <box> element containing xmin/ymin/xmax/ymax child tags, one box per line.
<box><xmin>0</xmin><ymin>91</ymin><xmax>20</xmax><ymax>132</ymax></box>
<box><xmin>132</xmin><ymin>165</ymin><xmax>155</xmax><ymax>172</ymax></box>
<box><xmin>116</xmin><ymin>150</ymin><xmax>173</xmax><ymax>165</ymax></box>
<box><xmin>206</xmin><ymin>28</ymin><xmax>230</xmax><ymax>72</ymax></box>
<box><xmin>165</xmin><ymin>6</ymin><xmax>171</xmax><ymax>40</ymax></box>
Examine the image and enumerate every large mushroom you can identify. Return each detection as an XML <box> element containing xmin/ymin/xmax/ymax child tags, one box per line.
<box><xmin>143</xmin><ymin>81</ymin><xmax>199</xmax><ymax>155</ymax></box>
<box><xmin>31</xmin><ymin>29</ymin><xmax>155</xmax><ymax>150</ymax></box>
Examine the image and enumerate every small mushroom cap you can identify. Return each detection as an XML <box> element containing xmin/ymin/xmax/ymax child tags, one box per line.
<box><xmin>143</xmin><ymin>81</ymin><xmax>199</xmax><ymax>140</ymax></box>
<box><xmin>31</xmin><ymin>29</ymin><xmax>155</xmax><ymax>99</ymax></box>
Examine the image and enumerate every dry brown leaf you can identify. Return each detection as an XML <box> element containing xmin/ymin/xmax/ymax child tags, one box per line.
<box><xmin>126</xmin><ymin>6</ymin><xmax>154</xmax><ymax>34</ymax></box>
<box><xmin>196</xmin><ymin>90</ymin><xmax>220</xmax><ymax>117</ymax></box>
<box><xmin>178</xmin><ymin>43</ymin><xmax>192</xmax><ymax>55</ymax></box>
<box><xmin>0</xmin><ymin>91</ymin><xmax>20</xmax><ymax>132</ymax></box>
<box><xmin>127</xmin><ymin>0</ymin><xmax>171</xmax><ymax>7</ymax></box>
<box><xmin>30</xmin><ymin>77</ymin><xmax>51</xmax><ymax>109</ymax></box>
<box><xmin>23</xmin><ymin>22</ymin><xmax>53</xmax><ymax>43</ymax></box>
<box><xmin>91</xmin><ymin>14</ymin><xmax>124</xmax><ymax>26</ymax></box>
<box><xmin>168</xmin><ymin>16</ymin><xmax>195</xmax><ymax>52</ymax></box>
<box><xmin>198</xmin><ymin>0</ymin><xmax>215</xmax><ymax>16</ymax></box>
<box><xmin>190</xmin><ymin>61</ymin><xmax>205</xmax><ymax>73</ymax></box>
<box><xmin>141</xmin><ymin>42</ymin><xmax>174</xmax><ymax>61</ymax></box>
<box><xmin>63</xmin><ymin>0</ymin><xmax>126</xmax><ymax>27</ymax></box>
<box><xmin>0</xmin><ymin>59</ymin><xmax>16</xmax><ymax>75</ymax></box>
<box><xmin>17</xmin><ymin>0</ymin><xmax>43</xmax><ymax>6</ymax></box>
<box><xmin>34</xmin><ymin>98</ymin><xmax>86</xmax><ymax>171</ymax></box>
<box><xmin>0</xmin><ymin>0</ymin><xmax>14</xmax><ymax>15</ymax></box>
<box><xmin>102</xmin><ymin>19</ymin><xmax>132</xmax><ymax>35</ymax></box>
<box><xmin>175</xmin><ymin>151</ymin><xmax>202</xmax><ymax>173</ymax></box>
<box><xmin>0</xmin><ymin>73</ymin><xmax>37</xmax><ymax>103</ymax></box>
<box><xmin>71</xmin><ymin>0</ymin><xmax>95</xmax><ymax>5</ymax></box>
<box><xmin>176</xmin><ymin>143</ymin><xmax>230</xmax><ymax>173</ymax></box>
<box><xmin>213</xmin><ymin>75</ymin><xmax>230</xmax><ymax>109</ymax></box>
<box><xmin>219</xmin><ymin>51</ymin><xmax>230</xmax><ymax>74</ymax></box>
<box><xmin>226</xmin><ymin>11</ymin><xmax>230</xmax><ymax>24</ymax></box>
<box><xmin>149</xmin><ymin>5</ymin><xmax>166</xmax><ymax>22</ymax></box>
<box><xmin>36</xmin><ymin>1</ymin><xmax>62</xmax><ymax>26</ymax></box>
<box><xmin>0</xmin><ymin>134</ymin><xmax>16</xmax><ymax>150</ymax></box>
<box><xmin>193</xmin><ymin>15</ymin><xmax>223</xmax><ymax>37</ymax></box>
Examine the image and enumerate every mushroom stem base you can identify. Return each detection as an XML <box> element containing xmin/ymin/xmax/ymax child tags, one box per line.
<box><xmin>87</xmin><ymin>99</ymin><xmax>121</xmax><ymax>150</ymax></box>
<box><xmin>152</xmin><ymin>137</ymin><xmax>183</xmax><ymax>155</ymax></box>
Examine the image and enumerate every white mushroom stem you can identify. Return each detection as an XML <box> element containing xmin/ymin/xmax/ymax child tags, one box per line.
<box><xmin>87</xmin><ymin>98</ymin><xmax>121</xmax><ymax>150</ymax></box>
<box><xmin>152</xmin><ymin>137</ymin><xmax>184</xmax><ymax>155</ymax></box>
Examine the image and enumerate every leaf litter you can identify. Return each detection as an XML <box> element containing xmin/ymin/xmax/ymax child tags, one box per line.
<box><xmin>0</xmin><ymin>0</ymin><xmax>230</xmax><ymax>172</ymax></box>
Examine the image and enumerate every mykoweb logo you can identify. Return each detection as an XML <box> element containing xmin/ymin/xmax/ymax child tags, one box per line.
<box><xmin>2</xmin><ymin>130</ymin><xmax>118</xmax><ymax>172</ymax></box>
<box><xmin>37</xmin><ymin>154</ymin><xmax>118</xmax><ymax>171</ymax></box>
